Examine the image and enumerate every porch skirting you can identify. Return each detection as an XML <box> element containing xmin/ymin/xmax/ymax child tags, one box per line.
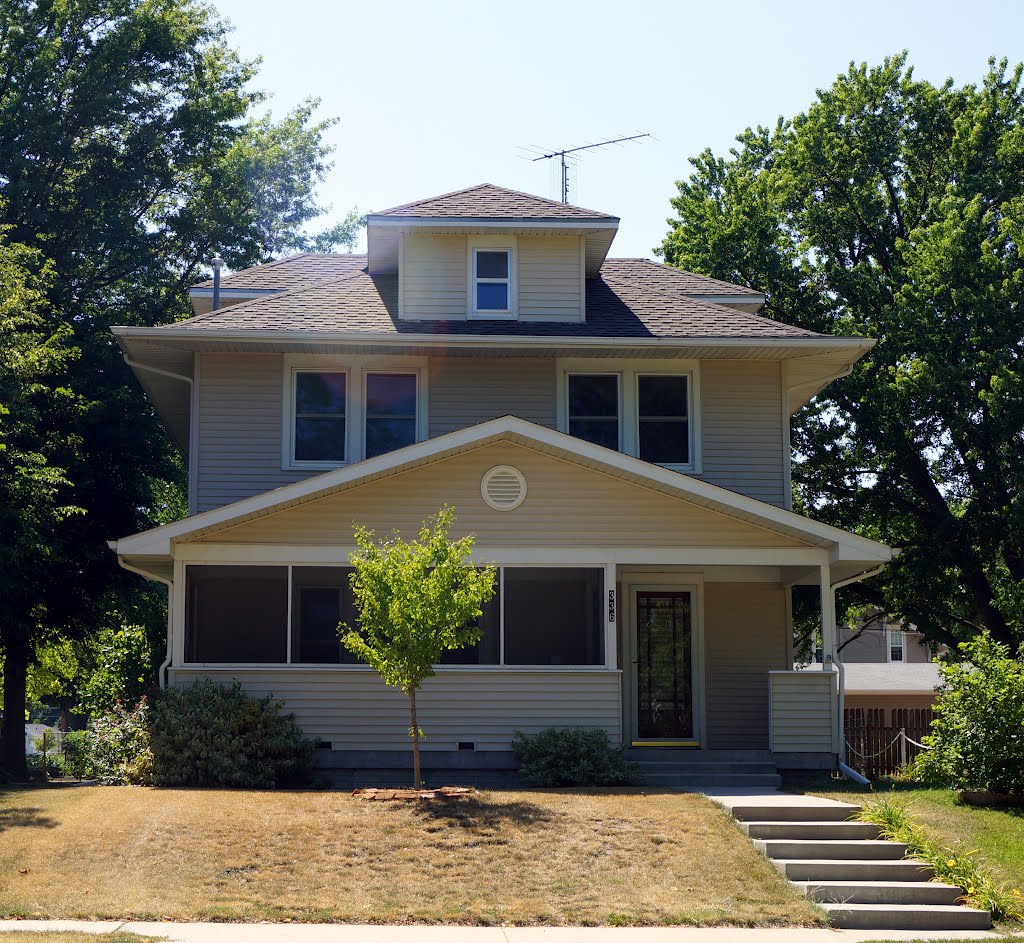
<box><xmin>168</xmin><ymin>666</ymin><xmax>622</xmax><ymax>752</ymax></box>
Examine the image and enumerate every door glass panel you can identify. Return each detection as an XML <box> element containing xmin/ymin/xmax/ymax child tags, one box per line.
<box><xmin>636</xmin><ymin>590</ymin><xmax>693</xmax><ymax>738</ymax></box>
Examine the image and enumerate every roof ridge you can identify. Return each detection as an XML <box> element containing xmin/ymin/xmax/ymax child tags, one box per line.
<box><xmin>172</xmin><ymin>270</ymin><xmax>369</xmax><ymax>327</ymax></box>
<box><xmin>602</xmin><ymin>258</ymin><xmax>762</xmax><ymax>295</ymax></box>
<box><xmin>192</xmin><ymin>252</ymin><xmax>313</xmax><ymax>289</ymax></box>
<box><xmin>371</xmin><ymin>182</ymin><xmax>616</xmax><ymax>219</ymax></box>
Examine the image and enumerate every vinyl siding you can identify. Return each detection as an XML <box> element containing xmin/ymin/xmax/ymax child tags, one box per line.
<box><xmin>429</xmin><ymin>357</ymin><xmax>555</xmax><ymax>436</ymax></box>
<box><xmin>769</xmin><ymin>670</ymin><xmax>836</xmax><ymax>753</ymax></box>
<box><xmin>704</xmin><ymin>583</ymin><xmax>790</xmax><ymax>750</ymax></box>
<box><xmin>196</xmin><ymin>353</ymin><xmax>308</xmax><ymax>512</ymax></box>
<box><xmin>168</xmin><ymin>667</ymin><xmax>621</xmax><ymax>751</ymax></box>
<box><xmin>699</xmin><ymin>361</ymin><xmax>786</xmax><ymax>505</ymax></box>
<box><xmin>194</xmin><ymin>441</ymin><xmax>811</xmax><ymax>548</ymax></box>
<box><xmin>518</xmin><ymin>236</ymin><xmax>583</xmax><ymax>321</ymax></box>
<box><xmin>400</xmin><ymin>234</ymin><xmax>466</xmax><ymax>319</ymax></box>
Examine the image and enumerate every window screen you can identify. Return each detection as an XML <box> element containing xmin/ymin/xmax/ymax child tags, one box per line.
<box><xmin>637</xmin><ymin>374</ymin><xmax>689</xmax><ymax>464</ymax></box>
<box><xmin>474</xmin><ymin>249</ymin><xmax>510</xmax><ymax>311</ymax></box>
<box><xmin>294</xmin><ymin>371</ymin><xmax>346</xmax><ymax>462</ymax></box>
<box><xmin>438</xmin><ymin>587</ymin><xmax>501</xmax><ymax>665</ymax></box>
<box><xmin>365</xmin><ymin>373</ymin><xmax>417</xmax><ymax>459</ymax></box>
<box><xmin>503</xmin><ymin>568</ymin><xmax>603</xmax><ymax>665</ymax></box>
<box><xmin>568</xmin><ymin>374</ymin><xmax>619</xmax><ymax>450</ymax></box>
<box><xmin>185</xmin><ymin>565</ymin><xmax>288</xmax><ymax>663</ymax></box>
<box><xmin>291</xmin><ymin>566</ymin><xmax>360</xmax><ymax>664</ymax></box>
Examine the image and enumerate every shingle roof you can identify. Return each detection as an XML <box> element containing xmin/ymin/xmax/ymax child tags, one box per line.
<box><xmin>841</xmin><ymin>661</ymin><xmax>941</xmax><ymax>693</ymax></box>
<box><xmin>193</xmin><ymin>253</ymin><xmax>368</xmax><ymax>290</ymax></box>
<box><xmin>370</xmin><ymin>183</ymin><xmax>617</xmax><ymax>221</ymax></box>
<box><xmin>170</xmin><ymin>259</ymin><xmax>814</xmax><ymax>340</ymax></box>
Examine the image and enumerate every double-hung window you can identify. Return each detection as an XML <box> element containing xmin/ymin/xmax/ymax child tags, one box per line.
<box><xmin>888</xmin><ymin>627</ymin><xmax>904</xmax><ymax>662</ymax></box>
<box><xmin>470</xmin><ymin>246</ymin><xmax>514</xmax><ymax>318</ymax></box>
<box><xmin>560</xmin><ymin>361</ymin><xmax>698</xmax><ymax>471</ymax></box>
<box><xmin>285</xmin><ymin>358</ymin><xmax>426</xmax><ymax>468</ymax></box>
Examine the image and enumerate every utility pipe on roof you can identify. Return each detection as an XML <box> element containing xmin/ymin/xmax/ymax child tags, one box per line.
<box><xmin>211</xmin><ymin>253</ymin><xmax>223</xmax><ymax>311</ymax></box>
<box><xmin>829</xmin><ymin>563</ymin><xmax>888</xmax><ymax>783</ymax></box>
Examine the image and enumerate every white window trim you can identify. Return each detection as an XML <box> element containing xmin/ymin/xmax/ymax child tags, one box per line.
<box><xmin>467</xmin><ymin>236</ymin><xmax>517</xmax><ymax>320</ymax></box>
<box><xmin>888</xmin><ymin>626</ymin><xmax>905</xmax><ymax>663</ymax></box>
<box><xmin>281</xmin><ymin>354</ymin><xmax>428</xmax><ymax>471</ymax></box>
<box><xmin>556</xmin><ymin>358</ymin><xmax>702</xmax><ymax>474</ymax></box>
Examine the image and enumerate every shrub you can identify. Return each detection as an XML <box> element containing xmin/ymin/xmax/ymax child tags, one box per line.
<box><xmin>85</xmin><ymin>698</ymin><xmax>154</xmax><ymax>784</ymax></box>
<box><xmin>512</xmin><ymin>727</ymin><xmax>641</xmax><ymax>787</ymax></box>
<box><xmin>914</xmin><ymin>633</ymin><xmax>1024</xmax><ymax>794</ymax></box>
<box><xmin>59</xmin><ymin>729</ymin><xmax>95</xmax><ymax>779</ymax></box>
<box><xmin>148</xmin><ymin>679</ymin><xmax>314</xmax><ymax>788</ymax></box>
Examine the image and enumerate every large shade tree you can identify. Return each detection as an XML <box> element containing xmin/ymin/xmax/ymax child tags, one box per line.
<box><xmin>660</xmin><ymin>54</ymin><xmax>1024</xmax><ymax>652</ymax></box>
<box><xmin>0</xmin><ymin>0</ymin><xmax>354</xmax><ymax>776</ymax></box>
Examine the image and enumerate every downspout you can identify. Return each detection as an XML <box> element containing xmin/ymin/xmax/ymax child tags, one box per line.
<box><xmin>829</xmin><ymin>563</ymin><xmax>887</xmax><ymax>782</ymax></box>
<box><xmin>115</xmin><ymin>554</ymin><xmax>174</xmax><ymax>691</ymax></box>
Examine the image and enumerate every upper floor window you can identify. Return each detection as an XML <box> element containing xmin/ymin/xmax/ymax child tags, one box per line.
<box><xmin>284</xmin><ymin>357</ymin><xmax>426</xmax><ymax>469</ymax></box>
<box><xmin>468</xmin><ymin>242</ymin><xmax>516</xmax><ymax>319</ymax></box>
<box><xmin>889</xmin><ymin>627</ymin><xmax>904</xmax><ymax>662</ymax></box>
<box><xmin>558</xmin><ymin>360</ymin><xmax>700</xmax><ymax>473</ymax></box>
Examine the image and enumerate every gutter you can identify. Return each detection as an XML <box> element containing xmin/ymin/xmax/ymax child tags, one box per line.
<box><xmin>114</xmin><ymin>553</ymin><xmax>174</xmax><ymax>691</ymax></box>
<box><xmin>828</xmin><ymin>563</ymin><xmax>888</xmax><ymax>780</ymax></box>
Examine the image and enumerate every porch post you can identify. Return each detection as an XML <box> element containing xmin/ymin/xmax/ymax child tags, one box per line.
<box><xmin>604</xmin><ymin>562</ymin><xmax>617</xmax><ymax>668</ymax></box>
<box><xmin>819</xmin><ymin>561</ymin><xmax>840</xmax><ymax>754</ymax></box>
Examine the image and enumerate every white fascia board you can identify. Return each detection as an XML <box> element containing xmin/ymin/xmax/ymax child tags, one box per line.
<box><xmin>366</xmin><ymin>217</ymin><xmax>619</xmax><ymax>231</ymax></box>
<box><xmin>113</xmin><ymin>415</ymin><xmax>893</xmax><ymax>563</ymax></box>
<box><xmin>110</xmin><ymin>324</ymin><xmax>875</xmax><ymax>355</ymax></box>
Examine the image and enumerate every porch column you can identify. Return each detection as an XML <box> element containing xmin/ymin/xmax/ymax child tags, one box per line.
<box><xmin>604</xmin><ymin>562</ymin><xmax>617</xmax><ymax>668</ymax></box>
<box><xmin>819</xmin><ymin>561</ymin><xmax>841</xmax><ymax>755</ymax></box>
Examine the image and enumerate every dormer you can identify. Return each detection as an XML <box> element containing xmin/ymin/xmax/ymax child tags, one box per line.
<box><xmin>365</xmin><ymin>183</ymin><xmax>619</xmax><ymax>323</ymax></box>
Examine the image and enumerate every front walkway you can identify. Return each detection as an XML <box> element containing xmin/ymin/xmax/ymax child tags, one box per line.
<box><xmin>0</xmin><ymin>920</ymin><xmax>1005</xmax><ymax>941</ymax></box>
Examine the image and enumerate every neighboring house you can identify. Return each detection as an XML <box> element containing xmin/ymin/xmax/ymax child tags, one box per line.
<box><xmin>840</xmin><ymin>623</ymin><xmax>941</xmax><ymax>716</ymax></box>
<box><xmin>110</xmin><ymin>183</ymin><xmax>893</xmax><ymax>779</ymax></box>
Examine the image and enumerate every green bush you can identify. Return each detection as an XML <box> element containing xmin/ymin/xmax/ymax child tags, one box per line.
<box><xmin>914</xmin><ymin>633</ymin><xmax>1024</xmax><ymax>794</ymax></box>
<box><xmin>148</xmin><ymin>679</ymin><xmax>314</xmax><ymax>788</ymax></box>
<box><xmin>85</xmin><ymin>698</ymin><xmax>154</xmax><ymax>784</ymax></box>
<box><xmin>59</xmin><ymin>729</ymin><xmax>95</xmax><ymax>779</ymax></box>
<box><xmin>512</xmin><ymin>726</ymin><xmax>641</xmax><ymax>787</ymax></box>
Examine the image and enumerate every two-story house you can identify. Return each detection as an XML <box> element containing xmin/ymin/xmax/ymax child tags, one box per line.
<box><xmin>110</xmin><ymin>183</ymin><xmax>893</xmax><ymax>782</ymax></box>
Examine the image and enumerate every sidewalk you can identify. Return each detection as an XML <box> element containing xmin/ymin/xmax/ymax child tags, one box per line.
<box><xmin>0</xmin><ymin>920</ymin><xmax>1007</xmax><ymax>941</ymax></box>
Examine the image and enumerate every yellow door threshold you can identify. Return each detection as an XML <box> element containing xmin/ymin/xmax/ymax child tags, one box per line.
<box><xmin>630</xmin><ymin>740</ymin><xmax>700</xmax><ymax>748</ymax></box>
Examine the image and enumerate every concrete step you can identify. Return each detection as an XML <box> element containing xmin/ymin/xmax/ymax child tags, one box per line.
<box><xmin>795</xmin><ymin>880</ymin><xmax>964</xmax><ymax>905</ymax></box>
<box><xmin>643</xmin><ymin>772</ymin><xmax>782</xmax><ymax>788</ymax></box>
<box><xmin>728</xmin><ymin>802</ymin><xmax>860</xmax><ymax>823</ymax></box>
<box><xmin>624</xmin><ymin>749</ymin><xmax>773</xmax><ymax>762</ymax></box>
<box><xmin>755</xmin><ymin>839</ymin><xmax>907</xmax><ymax>860</ymax></box>
<box><xmin>634</xmin><ymin>762</ymin><xmax>778</xmax><ymax>774</ymax></box>
<box><xmin>741</xmin><ymin>820</ymin><xmax>880</xmax><ymax>840</ymax></box>
<box><xmin>820</xmin><ymin>902</ymin><xmax>991</xmax><ymax>930</ymax></box>
<box><xmin>776</xmin><ymin>858</ymin><xmax>935</xmax><ymax>882</ymax></box>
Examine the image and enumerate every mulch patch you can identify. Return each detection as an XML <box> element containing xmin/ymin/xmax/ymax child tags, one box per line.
<box><xmin>353</xmin><ymin>786</ymin><xmax>474</xmax><ymax>801</ymax></box>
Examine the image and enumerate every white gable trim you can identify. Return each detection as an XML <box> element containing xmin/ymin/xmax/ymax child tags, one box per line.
<box><xmin>113</xmin><ymin>416</ymin><xmax>894</xmax><ymax>564</ymax></box>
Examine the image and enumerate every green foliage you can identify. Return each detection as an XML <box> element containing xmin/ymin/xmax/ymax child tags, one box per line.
<box><xmin>77</xmin><ymin>624</ymin><xmax>156</xmax><ymax>717</ymax></box>
<box><xmin>341</xmin><ymin>506</ymin><xmax>497</xmax><ymax>696</ymax></box>
<box><xmin>512</xmin><ymin>727</ymin><xmax>642</xmax><ymax>787</ymax></box>
<box><xmin>857</xmin><ymin>793</ymin><xmax>1024</xmax><ymax>920</ymax></box>
<box><xmin>914</xmin><ymin>633</ymin><xmax>1024</xmax><ymax>794</ymax></box>
<box><xmin>0</xmin><ymin>0</ymin><xmax>340</xmax><ymax>776</ymax></box>
<box><xmin>60</xmin><ymin>730</ymin><xmax>95</xmax><ymax>780</ymax></box>
<box><xmin>659</xmin><ymin>53</ymin><xmax>1024</xmax><ymax>651</ymax></box>
<box><xmin>83</xmin><ymin>699</ymin><xmax>154</xmax><ymax>785</ymax></box>
<box><xmin>147</xmin><ymin>680</ymin><xmax>314</xmax><ymax>788</ymax></box>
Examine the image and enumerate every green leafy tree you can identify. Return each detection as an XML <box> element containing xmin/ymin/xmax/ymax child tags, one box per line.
<box><xmin>915</xmin><ymin>633</ymin><xmax>1024</xmax><ymax>794</ymax></box>
<box><xmin>0</xmin><ymin>0</ymin><xmax>345</xmax><ymax>777</ymax></box>
<box><xmin>660</xmin><ymin>54</ymin><xmax>1024</xmax><ymax>651</ymax></box>
<box><xmin>340</xmin><ymin>507</ymin><xmax>497</xmax><ymax>787</ymax></box>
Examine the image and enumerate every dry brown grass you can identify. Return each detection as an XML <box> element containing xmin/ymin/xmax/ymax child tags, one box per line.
<box><xmin>0</xmin><ymin>785</ymin><xmax>819</xmax><ymax>926</ymax></box>
<box><xmin>0</xmin><ymin>935</ymin><xmax>157</xmax><ymax>942</ymax></box>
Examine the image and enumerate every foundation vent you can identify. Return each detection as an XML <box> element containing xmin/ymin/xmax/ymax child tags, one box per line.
<box><xmin>481</xmin><ymin>464</ymin><xmax>527</xmax><ymax>511</ymax></box>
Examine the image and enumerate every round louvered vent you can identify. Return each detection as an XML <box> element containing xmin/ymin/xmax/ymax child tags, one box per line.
<box><xmin>481</xmin><ymin>465</ymin><xmax>527</xmax><ymax>511</ymax></box>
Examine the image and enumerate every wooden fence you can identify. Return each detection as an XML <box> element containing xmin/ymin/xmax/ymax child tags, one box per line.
<box><xmin>844</xmin><ymin>707</ymin><xmax>934</xmax><ymax>778</ymax></box>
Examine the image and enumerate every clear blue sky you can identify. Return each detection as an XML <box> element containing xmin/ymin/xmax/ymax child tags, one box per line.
<box><xmin>211</xmin><ymin>0</ymin><xmax>1022</xmax><ymax>259</ymax></box>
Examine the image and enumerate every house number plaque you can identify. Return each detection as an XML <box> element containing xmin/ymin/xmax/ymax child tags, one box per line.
<box><xmin>607</xmin><ymin>589</ymin><xmax>616</xmax><ymax>623</ymax></box>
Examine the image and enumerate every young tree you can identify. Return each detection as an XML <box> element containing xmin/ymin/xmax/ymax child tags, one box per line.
<box><xmin>340</xmin><ymin>507</ymin><xmax>497</xmax><ymax>788</ymax></box>
<box><xmin>660</xmin><ymin>54</ymin><xmax>1024</xmax><ymax>651</ymax></box>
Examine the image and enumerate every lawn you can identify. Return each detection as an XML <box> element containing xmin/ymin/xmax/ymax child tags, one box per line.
<box><xmin>802</xmin><ymin>781</ymin><xmax>1024</xmax><ymax>892</ymax></box>
<box><xmin>0</xmin><ymin>785</ymin><xmax>819</xmax><ymax>927</ymax></box>
<box><xmin>0</xmin><ymin>936</ymin><xmax>157</xmax><ymax>942</ymax></box>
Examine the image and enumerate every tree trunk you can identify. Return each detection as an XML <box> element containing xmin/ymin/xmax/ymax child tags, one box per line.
<box><xmin>2</xmin><ymin>636</ymin><xmax>29</xmax><ymax>780</ymax></box>
<box><xmin>409</xmin><ymin>688</ymin><xmax>421</xmax><ymax>789</ymax></box>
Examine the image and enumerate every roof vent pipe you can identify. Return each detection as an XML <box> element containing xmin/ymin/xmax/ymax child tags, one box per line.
<box><xmin>211</xmin><ymin>253</ymin><xmax>224</xmax><ymax>311</ymax></box>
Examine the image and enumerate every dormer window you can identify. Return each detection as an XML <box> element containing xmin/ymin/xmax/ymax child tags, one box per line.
<box><xmin>469</xmin><ymin>242</ymin><xmax>516</xmax><ymax>319</ymax></box>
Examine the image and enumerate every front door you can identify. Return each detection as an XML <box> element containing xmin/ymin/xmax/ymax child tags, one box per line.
<box><xmin>635</xmin><ymin>590</ymin><xmax>694</xmax><ymax>740</ymax></box>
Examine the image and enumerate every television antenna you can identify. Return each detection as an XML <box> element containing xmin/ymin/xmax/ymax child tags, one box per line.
<box><xmin>518</xmin><ymin>132</ymin><xmax>652</xmax><ymax>203</ymax></box>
